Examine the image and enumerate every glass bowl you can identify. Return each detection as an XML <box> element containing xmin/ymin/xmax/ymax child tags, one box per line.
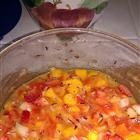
<box><xmin>0</xmin><ymin>28</ymin><xmax>140</xmax><ymax>108</ymax></box>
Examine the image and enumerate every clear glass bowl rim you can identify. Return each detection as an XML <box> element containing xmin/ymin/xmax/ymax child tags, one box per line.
<box><xmin>0</xmin><ymin>28</ymin><xmax>140</xmax><ymax>57</ymax></box>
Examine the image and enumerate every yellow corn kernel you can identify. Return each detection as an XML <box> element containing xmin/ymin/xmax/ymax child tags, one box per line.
<box><xmin>88</xmin><ymin>70</ymin><xmax>98</xmax><ymax>76</ymax></box>
<box><xmin>63</xmin><ymin>79</ymin><xmax>83</xmax><ymax>94</ymax></box>
<box><xmin>35</xmin><ymin>121</ymin><xmax>43</xmax><ymax>129</ymax></box>
<box><xmin>84</xmin><ymin>85</ymin><xmax>91</xmax><ymax>92</ymax></box>
<box><xmin>63</xmin><ymin>94</ymin><xmax>76</xmax><ymax>105</ymax></box>
<box><xmin>75</xmin><ymin>69</ymin><xmax>87</xmax><ymax>80</ymax></box>
<box><xmin>51</xmin><ymin>68</ymin><xmax>63</xmax><ymax>78</ymax></box>
<box><xmin>126</xmin><ymin>134</ymin><xmax>140</xmax><ymax>140</ymax></box>
<box><xmin>94</xmin><ymin>78</ymin><xmax>108</xmax><ymax>88</ymax></box>
<box><xmin>44</xmin><ymin>88</ymin><xmax>56</xmax><ymax>98</ymax></box>
<box><xmin>63</xmin><ymin>127</ymin><xmax>77</xmax><ymax>138</ymax></box>
<box><xmin>69</xmin><ymin>106</ymin><xmax>80</xmax><ymax>112</ymax></box>
<box><xmin>87</xmin><ymin>131</ymin><xmax>98</xmax><ymax>140</ymax></box>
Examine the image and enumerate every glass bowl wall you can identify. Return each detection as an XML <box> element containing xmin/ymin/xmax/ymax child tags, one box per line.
<box><xmin>0</xmin><ymin>28</ymin><xmax>140</xmax><ymax>108</ymax></box>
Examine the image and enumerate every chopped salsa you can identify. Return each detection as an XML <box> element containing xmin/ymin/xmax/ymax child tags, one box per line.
<box><xmin>0</xmin><ymin>68</ymin><xmax>140</xmax><ymax>140</ymax></box>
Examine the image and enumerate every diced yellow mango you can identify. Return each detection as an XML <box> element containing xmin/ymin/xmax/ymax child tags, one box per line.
<box><xmin>126</xmin><ymin>134</ymin><xmax>140</xmax><ymax>140</ymax></box>
<box><xmin>94</xmin><ymin>78</ymin><xmax>108</xmax><ymax>88</ymax></box>
<box><xmin>75</xmin><ymin>69</ymin><xmax>87</xmax><ymax>80</ymax></box>
<box><xmin>56</xmin><ymin>123</ymin><xmax>63</xmax><ymax>132</ymax></box>
<box><xmin>88</xmin><ymin>70</ymin><xmax>98</xmax><ymax>76</ymax></box>
<box><xmin>63</xmin><ymin>79</ymin><xmax>83</xmax><ymax>94</ymax></box>
<box><xmin>51</xmin><ymin>68</ymin><xmax>63</xmax><ymax>78</ymax></box>
<box><xmin>69</xmin><ymin>106</ymin><xmax>80</xmax><ymax>112</ymax></box>
<box><xmin>63</xmin><ymin>94</ymin><xmax>76</xmax><ymax>105</ymax></box>
<box><xmin>63</xmin><ymin>127</ymin><xmax>77</xmax><ymax>138</ymax></box>
<box><xmin>35</xmin><ymin>121</ymin><xmax>43</xmax><ymax>129</ymax></box>
<box><xmin>62</xmin><ymin>71</ymin><xmax>69</xmax><ymax>80</ymax></box>
<box><xmin>63</xmin><ymin>79</ymin><xmax>83</xmax><ymax>87</ymax></box>
<box><xmin>87</xmin><ymin>131</ymin><xmax>98</xmax><ymax>140</ymax></box>
<box><xmin>59</xmin><ymin>87</ymin><xmax>66</xmax><ymax>97</ymax></box>
<box><xmin>44</xmin><ymin>88</ymin><xmax>56</xmax><ymax>98</ymax></box>
<box><xmin>53</xmin><ymin>86</ymin><xmax>65</xmax><ymax>97</ymax></box>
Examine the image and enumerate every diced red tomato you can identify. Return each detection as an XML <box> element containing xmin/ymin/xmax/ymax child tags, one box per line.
<box><xmin>102</xmin><ymin>132</ymin><xmax>123</xmax><ymax>140</ymax></box>
<box><xmin>111</xmin><ymin>134</ymin><xmax>123</xmax><ymax>140</ymax></box>
<box><xmin>103</xmin><ymin>103</ymin><xmax>113</xmax><ymax>114</ymax></box>
<box><xmin>116</xmin><ymin>123</ymin><xmax>129</xmax><ymax>138</ymax></box>
<box><xmin>96</xmin><ymin>89</ymin><xmax>106</xmax><ymax>98</ymax></box>
<box><xmin>4</xmin><ymin>109</ymin><xmax>19</xmax><ymax>123</ymax></box>
<box><xmin>83</xmin><ymin>77</ymin><xmax>94</xmax><ymax>87</ymax></box>
<box><xmin>29</xmin><ymin>81</ymin><xmax>46</xmax><ymax>91</ymax></box>
<box><xmin>95</xmin><ymin>98</ymin><xmax>108</xmax><ymax>106</ymax></box>
<box><xmin>40</xmin><ymin>115</ymin><xmax>56</xmax><ymax>137</ymax></box>
<box><xmin>21</xmin><ymin>110</ymin><xmax>30</xmax><ymax>123</ymax></box>
<box><xmin>32</xmin><ymin>106</ymin><xmax>41</xmax><ymax>115</ymax></box>
<box><xmin>0</xmin><ymin>124</ymin><xmax>10</xmax><ymax>136</ymax></box>
<box><xmin>3</xmin><ymin>111</ymin><xmax>11</xmax><ymax>116</ymax></box>
<box><xmin>45</xmin><ymin>79</ymin><xmax>62</xmax><ymax>87</ymax></box>
<box><xmin>103</xmin><ymin>131</ymin><xmax>112</xmax><ymax>140</ymax></box>
<box><xmin>127</xmin><ymin>119</ymin><xmax>140</xmax><ymax>133</ymax></box>
<box><xmin>78</xmin><ymin>104</ymin><xmax>89</xmax><ymax>114</ymax></box>
<box><xmin>46</xmin><ymin>122</ymin><xmax>56</xmax><ymax>137</ymax></box>
<box><xmin>34</xmin><ymin>97</ymin><xmax>48</xmax><ymax>107</ymax></box>
<box><xmin>63</xmin><ymin>104</ymin><xmax>69</xmax><ymax>110</ymax></box>
<box><xmin>131</xmin><ymin>125</ymin><xmax>140</xmax><ymax>133</ymax></box>
<box><xmin>111</xmin><ymin>116</ymin><xmax>124</xmax><ymax>126</ymax></box>
<box><xmin>24</xmin><ymin>92</ymin><xmax>41</xmax><ymax>103</ymax></box>
<box><xmin>0</xmin><ymin>136</ymin><xmax>9</xmax><ymax>140</ymax></box>
<box><xmin>76</xmin><ymin>95</ymin><xmax>85</xmax><ymax>104</ymax></box>
<box><xmin>118</xmin><ymin>84</ymin><xmax>132</xmax><ymax>97</ymax></box>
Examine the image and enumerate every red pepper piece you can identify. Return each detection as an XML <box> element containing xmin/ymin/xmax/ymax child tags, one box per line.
<box><xmin>21</xmin><ymin>110</ymin><xmax>30</xmax><ymax>123</ymax></box>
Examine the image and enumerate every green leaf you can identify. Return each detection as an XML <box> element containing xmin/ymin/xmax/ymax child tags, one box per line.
<box><xmin>34</xmin><ymin>0</ymin><xmax>45</xmax><ymax>6</ymax></box>
<box><xmin>95</xmin><ymin>1</ymin><xmax>108</xmax><ymax>14</ymax></box>
<box><xmin>81</xmin><ymin>0</ymin><xmax>109</xmax><ymax>12</ymax></box>
<box><xmin>22</xmin><ymin>0</ymin><xmax>44</xmax><ymax>8</ymax></box>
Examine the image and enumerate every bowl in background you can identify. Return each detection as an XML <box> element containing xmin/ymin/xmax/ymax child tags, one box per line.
<box><xmin>22</xmin><ymin>0</ymin><xmax>109</xmax><ymax>29</ymax></box>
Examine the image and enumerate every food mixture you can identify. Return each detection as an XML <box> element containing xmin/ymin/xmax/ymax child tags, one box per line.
<box><xmin>0</xmin><ymin>68</ymin><xmax>140</xmax><ymax>140</ymax></box>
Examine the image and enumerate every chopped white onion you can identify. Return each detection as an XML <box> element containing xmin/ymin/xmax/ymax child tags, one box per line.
<box><xmin>132</xmin><ymin>105</ymin><xmax>140</xmax><ymax>115</ymax></box>
<box><xmin>70</xmin><ymin>136</ymin><xmax>87</xmax><ymax>140</ymax></box>
<box><xmin>127</xmin><ymin>108</ymin><xmax>137</xmax><ymax>118</ymax></box>
<box><xmin>19</xmin><ymin>102</ymin><xmax>32</xmax><ymax>112</ymax></box>
<box><xmin>70</xmin><ymin>136</ymin><xmax>78</xmax><ymax>140</ymax></box>
<box><xmin>119</xmin><ymin>98</ymin><xmax>129</xmax><ymax>108</ymax></box>
<box><xmin>16</xmin><ymin>123</ymin><xmax>29</xmax><ymax>137</ymax></box>
<box><xmin>79</xmin><ymin>137</ymin><xmax>87</xmax><ymax>140</ymax></box>
<box><xmin>109</xmin><ymin>111</ymin><xmax>116</xmax><ymax>116</ymax></box>
<box><xmin>30</xmin><ymin>131</ymin><xmax>38</xmax><ymax>138</ymax></box>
